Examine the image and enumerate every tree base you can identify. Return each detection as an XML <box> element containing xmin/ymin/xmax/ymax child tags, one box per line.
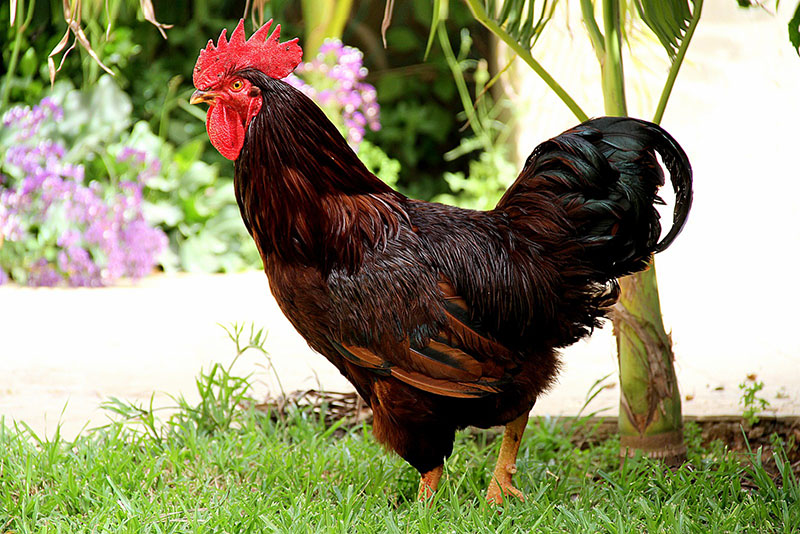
<box><xmin>620</xmin><ymin>429</ymin><xmax>687</xmax><ymax>467</ymax></box>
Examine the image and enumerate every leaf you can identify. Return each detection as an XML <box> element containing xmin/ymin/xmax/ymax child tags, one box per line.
<box><xmin>482</xmin><ymin>0</ymin><xmax>558</xmax><ymax>50</ymax></box>
<box><xmin>48</xmin><ymin>0</ymin><xmax>115</xmax><ymax>86</ymax></box>
<box><xmin>138</xmin><ymin>0</ymin><xmax>173</xmax><ymax>39</ymax></box>
<box><xmin>143</xmin><ymin>201</ymin><xmax>183</xmax><ymax>227</ymax></box>
<box><xmin>790</xmin><ymin>2</ymin><xmax>800</xmax><ymax>56</ymax></box>
<box><xmin>179</xmin><ymin>234</ymin><xmax>225</xmax><ymax>273</ymax></box>
<box><xmin>633</xmin><ymin>0</ymin><xmax>695</xmax><ymax>61</ymax></box>
<box><xmin>424</xmin><ymin>0</ymin><xmax>449</xmax><ymax>60</ymax></box>
<box><xmin>381</xmin><ymin>0</ymin><xmax>395</xmax><ymax>47</ymax></box>
<box><xmin>386</xmin><ymin>27</ymin><xmax>420</xmax><ymax>52</ymax></box>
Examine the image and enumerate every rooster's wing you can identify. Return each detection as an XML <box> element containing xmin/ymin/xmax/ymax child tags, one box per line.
<box><xmin>327</xmin><ymin>277</ymin><xmax>516</xmax><ymax>399</ymax></box>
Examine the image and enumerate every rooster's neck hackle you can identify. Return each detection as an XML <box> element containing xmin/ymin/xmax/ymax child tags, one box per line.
<box><xmin>234</xmin><ymin>72</ymin><xmax>407</xmax><ymax>274</ymax></box>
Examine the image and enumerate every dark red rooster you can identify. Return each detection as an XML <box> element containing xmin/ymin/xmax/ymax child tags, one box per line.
<box><xmin>190</xmin><ymin>21</ymin><xmax>692</xmax><ymax>503</ymax></box>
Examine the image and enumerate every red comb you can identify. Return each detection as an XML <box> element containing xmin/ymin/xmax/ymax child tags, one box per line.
<box><xmin>193</xmin><ymin>19</ymin><xmax>303</xmax><ymax>89</ymax></box>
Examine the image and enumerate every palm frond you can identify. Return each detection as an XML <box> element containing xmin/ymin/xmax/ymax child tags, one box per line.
<box><xmin>482</xmin><ymin>0</ymin><xmax>560</xmax><ymax>50</ymax></box>
<box><xmin>790</xmin><ymin>2</ymin><xmax>800</xmax><ymax>56</ymax></box>
<box><xmin>462</xmin><ymin>0</ymin><xmax>588</xmax><ymax>121</ymax></box>
<box><xmin>632</xmin><ymin>0</ymin><xmax>698</xmax><ymax>61</ymax></box>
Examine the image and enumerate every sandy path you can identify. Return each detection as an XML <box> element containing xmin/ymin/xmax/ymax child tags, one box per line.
<box><xmin>1</xmin><ymin>271</ymin><xmax>797</xmax><ymax>440</ymax></box>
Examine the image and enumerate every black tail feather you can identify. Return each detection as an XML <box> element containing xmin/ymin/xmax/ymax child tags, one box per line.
<box><xmin>648</xmin><ymin>122</ymin><xmax>693</xmax><ymax>253</ymax></box>
<box><xmin>572</xmin><ymin>117</ymin><xmax>693</xmax><ymax>256</ymax></box>
<box><xmin>499</xmin><ymin>116</ymin><xmax>693</xmax><ymax>279</ymax></box>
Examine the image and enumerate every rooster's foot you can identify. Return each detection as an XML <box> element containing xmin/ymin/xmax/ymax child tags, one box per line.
<box><xmin>417</xmin><ymin>465</ymin><xmax>443</xmax><ymax>501</ymax></box>
<box><xmin>486</xmin><ymin>412</ymin><xmax>529</xmax><ymax>505</ymax></box>
<box><xmin>486</xmin><ymin>463</ymin><xmax>525</xmax><ymax>504</ymax></box>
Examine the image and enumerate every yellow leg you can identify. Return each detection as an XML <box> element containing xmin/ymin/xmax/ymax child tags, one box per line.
<box><xmin>417</xmin><ymin>465</ymin><xmax>443</xmax><ymax>500</ymax></box>
<box><xmin>486</xmin><ymin>412</ymin><xmax>528</xmax><ymax>504</ymax></box>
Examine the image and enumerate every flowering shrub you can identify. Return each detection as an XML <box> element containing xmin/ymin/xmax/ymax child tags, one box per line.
<box><xmin>0</xmin><ymin>44</ymin><xmax>400</xmax><ymax>286</ymax></box>
<box><xmin>0</xmin><ymin>97</ymin><xmax>167</xmax><ymax>286</ymax></box>
<box><xmin>285</xmin><ymin>40</ymin><xmax>381</xmax><ymax>149</ymax></box>
<box><xmin>284</xmin><ymin>40</ymin><xmax>400</xmax><ymax>187</ymax></box>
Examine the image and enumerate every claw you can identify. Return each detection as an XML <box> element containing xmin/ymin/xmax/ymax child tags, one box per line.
<box><xmin>486</xmin><ymin>463</ymin><xmax>526</xmax><ymax>504</ymax></box>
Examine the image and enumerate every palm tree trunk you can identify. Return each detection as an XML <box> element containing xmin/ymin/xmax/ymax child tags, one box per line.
<box><xmin>601</xmin><ymin>0</ymin><xmax>685</xmax><ymax>463</ymax></box>
<box><xmin>614</xmin><ymin>266</ymin><xmax>686</xmax><ymax>464</ymax></box>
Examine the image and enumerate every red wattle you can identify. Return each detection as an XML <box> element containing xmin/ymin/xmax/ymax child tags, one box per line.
<box><xmin>207</xmin><ymin>104</ymin><xmax>245</xmax><ymax>161</ymax></box>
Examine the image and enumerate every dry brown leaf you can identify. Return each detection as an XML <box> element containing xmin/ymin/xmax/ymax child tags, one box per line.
<box><xmin>48</xmin><ymin>22</ymin><xmax>74</xmax><ymax>85</ymax></box>
<box><xmin>48</xmin><ymin>0</ymin><xmax>114</xmax><ymax>86</ymax></box>
<box><xmin>48</xmin><ymin>0</ymin><xmax>171</xmax><ymax>86</ymax></box>
<box><xmin>244</xmin><ymin>0</ymin><xmax>268</xmax><ymax>27</ymax></box>
<box><xmin>244</xmin><ymin>0</ymin><xmax>269</xmax><ymax>28</ymax></box>
<box><xmin>139</xmin><ymin>0</ymin><xmax>173</xmax><ymax>39</ymax></box>
<box><xmin>381</xmin><ymin>0</ymin><xmax>395</xmax><ymax>48</ymax></box>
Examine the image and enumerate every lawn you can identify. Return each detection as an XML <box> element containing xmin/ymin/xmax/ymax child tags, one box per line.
<box><xmin>1</xmin><ymin>341</ymin><xmax>797</xmax><ymax>533</ymax></box>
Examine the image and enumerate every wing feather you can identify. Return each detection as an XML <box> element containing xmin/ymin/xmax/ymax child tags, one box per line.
<box><xmin>328</xmin><ymin>277</ymin><xmax>515</xmax><ymax>399</ymax></box>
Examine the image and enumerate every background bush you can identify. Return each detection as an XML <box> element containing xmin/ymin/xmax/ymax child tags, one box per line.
<box><xmin>1</xmin><ymin>0</ymin><xmax>511</xmax><ymax>284</ymax></box>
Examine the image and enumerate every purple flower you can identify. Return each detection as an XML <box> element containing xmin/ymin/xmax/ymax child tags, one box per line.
<box><xmin>0</xmin><ymin>269</ymin><xmax>8</xmax><ymax>286</ymax></box>
<box><xmin>2</xmin><ymin>99</ymin><xmax>63</xmax><ymax>141</ymax></box>
<box><xmin>117</xmin><ymin>146</ymin><xmax>162</xmax><ymax>184</ymax></box>
<box><xmin>28</xmin><ymin>259</ymin><xmax>62</xmax><ymax>287</ymax></box>
<box><xmin>0</xmin><ymin>98</ymin><xmax>167</xmax><ymax>287</ymax></box>
<box><xmin>286</xmin><ymin>40</ymin><xmax>381</xmax><ymax>148</ymax></box>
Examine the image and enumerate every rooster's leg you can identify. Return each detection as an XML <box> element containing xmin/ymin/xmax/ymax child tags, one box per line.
<box><xmin>486</xmin><ymin>412</ymin><xmax>528</xmax><ymax>504</ymax></box>
<box><xmin>417</xmin><ymin>465</ymin><xmax>443</xmax><ymax>500</ymax></box>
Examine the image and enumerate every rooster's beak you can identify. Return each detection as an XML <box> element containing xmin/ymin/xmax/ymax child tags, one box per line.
<box><xmin>190</xmin><ymin>90</ymin><xmax>218</xmax><ymax>105</ymax></box>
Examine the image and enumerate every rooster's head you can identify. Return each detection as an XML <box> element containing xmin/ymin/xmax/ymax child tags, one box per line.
<box><xmin>190</xmin><ymin>20</ymin><xmax>302</xmax><ymax>160</ymax></box>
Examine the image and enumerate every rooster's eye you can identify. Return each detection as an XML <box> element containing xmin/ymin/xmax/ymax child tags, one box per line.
<box><xmin>231</xmin><ymin>80</ymin><xmax>244</xmax><ymax>91</ymax></box>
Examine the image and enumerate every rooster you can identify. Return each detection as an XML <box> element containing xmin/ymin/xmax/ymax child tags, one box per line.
<box><xmin>190</xmin><ymin>20</ymin><xmax>692</xmax><ymax>503</ymax></box>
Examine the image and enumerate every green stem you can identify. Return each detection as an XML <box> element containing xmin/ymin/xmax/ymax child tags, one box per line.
<box><xmin>580</xmin><ymin>0</ymin><xmax>605</xmax><ymax>63</ymax></box>
<box><xmin>462</xmin><ymin>0</ymin><xmax>589</xmax><ymax>122</ymax></box>
<box><xmin>330</xmin><ymin>0</ymin><xmax>354</xmax><ymax>41</ymax></box>
<box><xmin>302</xmin><ymin>0</ymin><xmax>353</xmax><ymax>57</ymax></box>
<box><xmin>437</xmin><ymin>25</ymin><xmax>489</xmax><ymax>149</ymax></box>
<box><xmin>158</xmin><ymin>75</ymin><xmax>181</xmax><ymax>139</ymax></box>
<box><xmin>601</xmin><ymin>0</ymin><xmax>627</xmax><ymax>116</ymax></box>
<box><xmin>1</xmin><ymin>0</ymin><xmax>36</xmax><ymax>109</ymax></box>
<box><xmin>652</xmin><ymin>0</ymin><xmax>703</xmax><ymax>125</ymax></box>
<box><xmin>98</xmin><ymin>150</ymin><xmax>118</xmax><ymax>187</ymax></box>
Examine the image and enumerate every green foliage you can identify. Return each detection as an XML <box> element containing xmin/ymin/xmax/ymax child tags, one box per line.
<box><xmin>429</xmin><ymin>27</ymin><xmax>518</xmax><ymax>210</ymax></box>
<box><xmin>478</xmin><ymin>0</ymin><xmax>558</xmax><ymax>50</ymax></box>
<box><xmin>633</xmin><ymin>0</ymin><xmax>696</xmax><ymax>61</ymax></box>
<box><xmin>121</xmin><ymin>121</ymin><xmax>260</xmax><ymax>272</ymax></box>
<box><xmin>359</xmin><ymin>0</ymin><xmax>492</xmax><ymax>199</ymax></box>
<box><xmin>1</xmin><ymin>382</ymin><xmax>798</xmax><ymax>529</ymax></box>
<box><xmin>434</xmin><ymin>146</ymin><xmax>517</xmax><ymax>210</ymax></box>
<box><xmin>357</xmin><ymin>140</ymin><xmax>402</xmax><ymax>189</ymax></box>
<box><xmin>789</xmin><ymin>2</ymin><xmax>800</xmax><ymax>55</ymax></box>
<box><xmin>739</xmin><ymin>379</ymin><xmax>772</xmax><ymax>425</ymax></box>
<box><xmin>9</xmin><ymin>76</ymin><xmax>258</xmax><ymax>274</ymax></box>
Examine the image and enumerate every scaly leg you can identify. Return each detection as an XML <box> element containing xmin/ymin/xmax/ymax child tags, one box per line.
<box><xmin>417</xmin><ymin>465</ymin><xmax>443</xmax><ymax>500</ymax></box>
<box><xmin>486</xmin><ymin>412</ymin><xmax>529</xmax><ymax>504</ymax></box>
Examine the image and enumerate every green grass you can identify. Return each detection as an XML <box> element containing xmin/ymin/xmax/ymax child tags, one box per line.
<box><xmin>1</xmin><ymin>329</ymin><xmax>798</xmax><ymax>532</ymax></box>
